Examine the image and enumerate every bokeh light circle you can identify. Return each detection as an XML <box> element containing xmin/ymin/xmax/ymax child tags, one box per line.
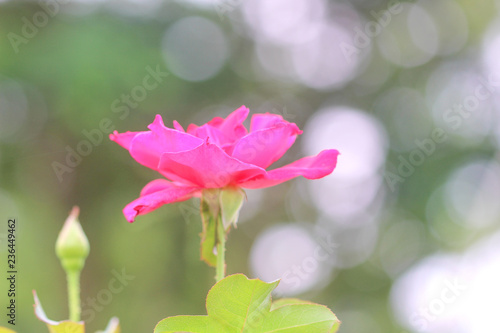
<box><xmin>250</xmin><ymin>224</ymin><xmax>332</xmax><ymax>295</ymax></box>
<box><xmin>377</xmin><ymin>2</ymin><xmax>438</xmax><ymax>68</ymax></box>
<box><xmin>303</xmin><ymin>106</ymin><xmax>388</xmax><ymax>180</ymax></box>
<box><xmin>0</xmin><ymin>80</ymin><xmax>28</xmax><ymax>143</ymax></box>
<box><xmin>162</xmin><ymin>16</ymin><xmax>229</xmax><ymax>82</ymax></box>
<box><xmin>444</xmin><ymin>159</ymin><xmax>500</xmax><ymax>229</ymax></box>
<box><xmin>242</xmin><ymin>0</ymin><xmax>326</xmax><ymax>46</ymax></box>
<box><xmin>391</xmin><ymin>230</ymin><xmax>500</xmax><ymax>333</ymax></box>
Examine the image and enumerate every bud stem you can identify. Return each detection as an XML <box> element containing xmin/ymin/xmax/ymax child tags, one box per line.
<box><xmin>66</xmin><ymin>269</ymin><xmax>81</xmax><ymax>322</ymax></box>
<box><xmin>215</xmin><ymin>215</ymin><xmax>226</xmax><ymax>282</ymax></box>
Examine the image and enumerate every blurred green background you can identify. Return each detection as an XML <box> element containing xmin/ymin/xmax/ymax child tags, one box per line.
<box><xmin>1</xmin><ymin>0</ymin><xmax>500</xmax><ymax>332</ymax></box>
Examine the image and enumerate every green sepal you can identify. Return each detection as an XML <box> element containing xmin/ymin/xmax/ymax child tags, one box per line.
<box><xmin>200</xmin><ymin>190</ymin><xmax>219</xmax><ymax>266</ymax></box>
<box><xmin>199</xmin><ymin>188</ymin><xmax>245</xmax><ymax>267</ymax></box>
<box><xmin>34</xmin><ymin>291</ymin><xmax>121</xmax><ymax>333</ymax></box>
<box><xmin>219</xmin><ymin>187</ymin><xmax>245</xmax><ymax>230</ymax></box>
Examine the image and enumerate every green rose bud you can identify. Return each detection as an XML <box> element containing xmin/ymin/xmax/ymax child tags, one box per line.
<box><xmin>56</xmin><ymin>206</ymin><xmax>89</xmax><ymax>273</ymax></box>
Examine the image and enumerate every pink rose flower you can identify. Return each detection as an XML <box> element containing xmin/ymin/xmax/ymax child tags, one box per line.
<box><xmin>110</xmin><ymin>106</ymin><xmax>339</xmax><ymax>222</ymax></box>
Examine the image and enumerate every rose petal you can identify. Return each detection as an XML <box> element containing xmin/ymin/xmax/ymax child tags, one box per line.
<box><xmin>124</xmin><ymin>181</ymin><xmax>200</xmax><ymax>222</ymax></box>
<box><xmin>128</xmin><ymin>115</ymin><xmax>203</xmax><ymax>177</ymax></box>
<box><xmin>214</xmin><ymin>105</ymin><xmax>249</xmax><ymax>141</ymax></box>
<box><xmin>187</xmin><ymin>123</ymin><xmax>226</xmax><ymax>146</ymax></box>
<box><xmin>239</xmin><ymin>149</ymin><xmax>340</xmax><ymax>189</ymax></box>
<box><xmin>250</xmin><ymin>113</ymin><xmax>288</xmax><ymax>132</ymax></box>
<box><xmin>187</xmin><ymin>106</ymin><xmax>249</xmax><ymax>146</ymax></box>
<box><xmin>140</xmin><ymin>178</ymin><xmax>176</xmax><ymax>196</ymax></box>
<box><xmin>109</xmin><ymin>131</ymin><xmax>142</xmax><ymax>150</ymax></box>
<box><xmin>173</xmin><ymin>120</ymin><xmax>185</xmax><ymax>132</ymax></box>
<box><xmin>159</xmin><ymin>141</ymin><xmax>266</xmax><ymax>188</ymax></box>
<box><xmin>231</xmin><ymin>123</ymin><xmax>302</xmax><ymax>168</ymax></box>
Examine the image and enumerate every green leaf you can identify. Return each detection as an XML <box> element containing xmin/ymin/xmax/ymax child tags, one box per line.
<box><xmin>154</xmin><ymin>274</ymin><xmax>340</xmax><ymax>333</ymax></box>
<box><xmin>219</xmin><ymin>187</ymin><xmax>245</xmax><ymax>230</ymax></box>
<box><xmin>33</xmin><ymin>291</ymin><xmax>85</xmax><ymax>333</ymax></box>
<box><xmin>270</xmin><ymin>298</ymin><xmax>316</xmax><ymax>310</ymax></box>
<box><xmin>96</xmin><ymin>317</ymin><xmax>120</xmax><ymax>333</ymax></box>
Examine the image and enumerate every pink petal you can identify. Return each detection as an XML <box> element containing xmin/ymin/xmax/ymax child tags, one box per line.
<box><xmin>187</xmin><ymin>123</ymin><xmax>226</xmax><ymax>146</ymax></box>
<box><xmin>159</xmin><ymin>141</ymin><xmax>266</xmax><ymax>188</ymax></box>
<box><xmin>187</xmin><ymin>106</ymin><xmax>249</xmax><ymax>146</ymax></box>
<box><xmin>214</xmin><ymin>105</ymin><xmax>249</xmax><ymax>141</ymax></box>
<box><xmin>250</xmin><ymin>113</ymin><xmax>287</xmax><ymax>132</ymax></box>
<box><xmin>128</xmin><ymin>115</ymin><xmax>203</xmax><ymax>174</ymax></box>
<box><xmin>109</xmin><ymin>131</ymin><xmax>143</xmax><ymax>150</ymax></box>
<box><xmin>238</xmin><ymin>149</ymin><xmax>340</xmax><ymax>189</ymax></box>
<box><xmin>140</xmin><ymin>178</ymin><xmax>175</xmax><ymax>196</ymax></box>
<box><xmin>186</xmin><ymin>123</ymin><xmax>199</xmax><ymax>134</ymax></box>
<box><xmin>124</xmin><ymin>180</ymin><xmax>200</xmax><ymax>222</ymax></box>
<box><xmin>173</xmin><ymin>120</ymin><xmax>185</xmax><ymax>132</ymax></box>
<box><xmin>231</xmin><ymin>123</ymin><xmax>302</xmax><ymax>168</ymax></box>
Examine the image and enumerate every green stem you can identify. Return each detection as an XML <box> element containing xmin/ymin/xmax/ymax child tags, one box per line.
<box><xmin>215</xmin><ymin>216</ymin><xmax>226</xmax><ymax>282</ymax></box>
<box><xmin>66</xmin><ymin>270</ymin><xmax>81</xmax><ymax>322</ymax></box>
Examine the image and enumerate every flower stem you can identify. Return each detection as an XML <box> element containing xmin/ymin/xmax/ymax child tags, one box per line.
<box><xmin>215</xmin><ymin>216</ymin><xmax>226</xmax><ymax>282</ymax></box>
<box><xmin>66</xmin><ymin>269</ymin><xmax>81</xmax><ymax>322</ymax></box>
